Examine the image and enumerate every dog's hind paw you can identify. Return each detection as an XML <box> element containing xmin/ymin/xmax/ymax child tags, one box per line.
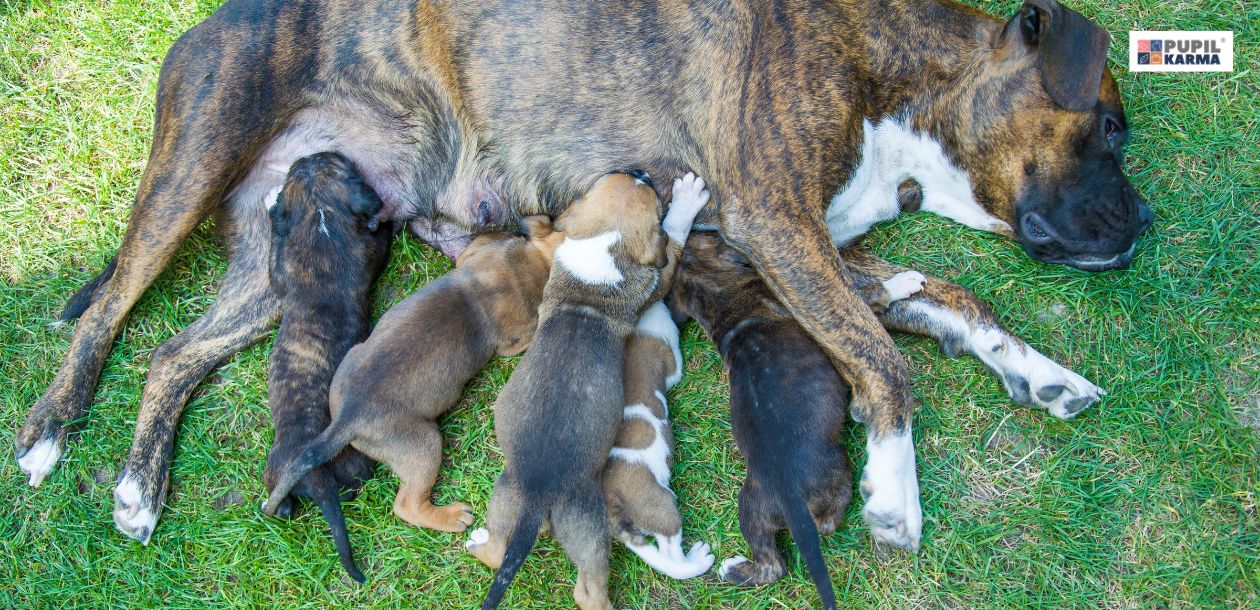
<box><xmin>860</xmin><ymin>432</ymin><xmax>922</xmax><ymax>552</ymax></box>
<box><xmin>113</xmin><ymin>472</ymin><xmax>162</xmax><ymax>544</ymax></box>
<box><xmin>717</xmin><ymin>555</ymin><xmax>748</xmax><ymax>582</ymax></box>
<box><xmin>16</xmin><ymin>428</ymin><xmax>63</xmax><ymax>488</ymax></box>
<box><xmin>465</xmin><ymin>527</ymin><xmax>490</xmax><ymax>550</ymax></box>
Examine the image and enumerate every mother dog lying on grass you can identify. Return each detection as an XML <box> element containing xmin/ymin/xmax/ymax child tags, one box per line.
<box><xmin>16</xmin><ymin>0</ymin><xmax>1150</xmax><ymax>555</ymax></box>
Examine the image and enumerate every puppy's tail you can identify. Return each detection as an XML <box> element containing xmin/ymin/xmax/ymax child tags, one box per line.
<box><xmin>58</xmin><ymin>256</ymin><xmax>117</xmax><ymax>322</ymax></box>
<box><xmin>482</xmin><ymin>505</ymin><xmax>545</xmax><ymax>610</ymax></box>
<box><xmin>782</xmin><ymin>487</ymin><xmax>836</xmax><ymax>610</ymax></box>
<box><xmin>309</xmin><ymin>472</ymin><xmax>366</xmax><ymax>583</ymax></box>
<box><xmin>261</xmin><ymin>421</ymin><xmax>354</xmax><ymax>516</ymax></box>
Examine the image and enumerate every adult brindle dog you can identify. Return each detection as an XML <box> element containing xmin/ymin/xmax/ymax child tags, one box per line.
<box><xmin>16</xmin><ymin>0</ymin><xmax>1151</xmax><ymax>551</ymax></box>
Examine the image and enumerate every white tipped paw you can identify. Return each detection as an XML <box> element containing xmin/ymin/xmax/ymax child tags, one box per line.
<box><xmin>882</xmin><ymin>271</ymin><xmax>926</xmax><ymax>303</ymax></box>
<box><xmin>860</xmin><ymin>434</ymin><xmax>922</xmax><ymax>552</ymax></box>
<box><xmin>986</xmin><ymin>338</ymin><xmax>1106</xmax><ymax>419</ymax></box>
<box><xmin>16</xmin><ymin>436</ymin><xmax>62</xmax><ymax>488</ymax></box>
<box><xmin>465</xmin><ymin>527</ymin><xmax>490</xmax><ymax>550</ymax></box>
<box><xmin>113</xmin><ymin>475</ymin><xmax>159</xmax><ymax>545</ymax></box>
<box><xmin>664</xmin><ymin>172</ymin><xmax>710</xmax><ymax>243</ymax></box>
<box><xmin>682</xmin><ymin>541</ymin><xmax>716</xmax><ymax>575</ymax></box>
<box><xmin>717</xmin><ymin>555</ymin><xmax>748</xmax><ymax>581</ymax></box>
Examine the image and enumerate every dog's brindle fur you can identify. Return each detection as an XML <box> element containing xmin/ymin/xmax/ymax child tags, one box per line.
<box><xmin>18</xmin><ymin>0</ymin><xmax>1150</xmax><ymax>550</ymax></box>
<box><xmin>263</xmin><ymin>152</ymin><xmax>392</xmax><ymax>582</ymax></box>
<box><xmin>466</xmin><ymin>174</ymin><xmax>673</xmax><ymax>610</ymax></box>
<box><xmin>261</xmin><ymin>220</ymin><xmax>562</xmax><ymax>538</ymax></box>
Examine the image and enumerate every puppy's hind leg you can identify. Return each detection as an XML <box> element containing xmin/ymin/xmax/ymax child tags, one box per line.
<box><xmin>113</xmin><ymin>204</ymin><xmax>278</xmax><ymax>543</ymax></box>
<box><xmin>389</xmin><ymin>420</ymin><xmax>474</xmax><ymax>532</ymax></box>
<box><xmin>551</xmin><ymin>487</ymin><xmax>612</xmax><ymax>610</ymax></box>
<box><xmin>719</xmin><ymin>482</ymin><xmax>786</xmax><ymax>587</ymax></box>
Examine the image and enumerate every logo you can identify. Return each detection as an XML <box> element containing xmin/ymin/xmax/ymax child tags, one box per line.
<box><xmin>1130</xmin><ymin>31</ymin><xmax>1233</xmax><ymax>72</ymax></box>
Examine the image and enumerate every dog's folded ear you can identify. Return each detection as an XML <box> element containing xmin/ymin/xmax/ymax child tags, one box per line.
<box><xmin>519</xmin><ymin>214</ymin><xmax>555</xmax><ymax>240</ymax></box>
<box><xmin>1013</xmin><ymin>0</ymin><xmax>1111</xmax><ymax>112</ymax></box>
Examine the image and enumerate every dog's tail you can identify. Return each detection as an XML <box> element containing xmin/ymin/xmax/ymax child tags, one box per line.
<box><xmin>309</xmin><ymin>470</ymin><xmax>365</xmax><ymax>583</ymax></box>
<box><xmin>482</xmin><ymin>503</ymin><xmax>545</xmax><ymax>610</ymax></box>
<box><xmin>781</xmin><ymin>486</ymin><xmax>836</xmax><ymax>610</ymax></box>
<box><xmin>58</xmin><ymin>256</ymin><xmax>117</xmax><ymax>322</ymax></box>
<box><xmin>261</xmin><ymin>420</ymin><xmax>355</xmax><ymax>516</ymax></box>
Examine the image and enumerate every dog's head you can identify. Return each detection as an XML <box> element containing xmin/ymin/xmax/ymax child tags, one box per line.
<box><xmin>928</xmin><ymin>0</ymin><xmax>1152</xmax><ymax>271</ymax></box>
<box><xmin>268</xmin><ymin>152</ymin><xmax>391</xmax><ymax>293</ymax></box>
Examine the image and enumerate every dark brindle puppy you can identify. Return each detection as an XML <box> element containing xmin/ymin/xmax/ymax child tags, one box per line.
<box><xmin>20</xmin><ymin>0</ymin><xmax>1149</xmax><ymax>552</ymax></box>
<box><xmin>671</xmin><ymin>232</ymin><xmax>926</xmax><ymax>609</ymax></box>
<box><xmin>465</xmin><ymin>172</ymin><xmax>700</xmax><ymax>610</ymax></box>
<box><xmin>263</xmin><ymin>152</ymin><xmax>392</xmax><ymax>582</ymax></box>
<box><xmin>261</xmin><ymin>218</ymin><xmax>562</xmax><ymax>539</ymax></box>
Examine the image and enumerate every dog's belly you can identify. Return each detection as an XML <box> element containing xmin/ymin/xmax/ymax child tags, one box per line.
<box><xmin>227</xmin><ymin>100</ymin><xmax>509</xmax><ymax>257</ymax></box>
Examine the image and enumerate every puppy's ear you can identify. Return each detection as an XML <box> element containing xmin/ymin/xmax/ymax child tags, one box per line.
<box><xmin>520</xmin><ymin>215</ymin><xmax>555</xmax><ymax>240</ymax></box>
<box><xmin>268</xmin><ymin>188</ymin><xmax>291</xmax><ymax>237</ymax></box>
<box><xmin>1010</xmin><ymin>0</ymin><xmax>1110</xmax><ymax>111</ymax></box>
<box><xmin>646</xmin><ymin>229</ymin><xmax>670</xmax><ymax>269</ymax></box>
<box><xmin>349</xmin><ymin>180</ymin><xmax>385</xmax><ymax>222</ymax></box>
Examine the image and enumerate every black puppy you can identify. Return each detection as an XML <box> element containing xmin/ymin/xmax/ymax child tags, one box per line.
<box><xmin>264</xmin><ymin>152</ymin><xmax>392</xmax><ymax>582</ymax></box>
<box><xmin>671</xmin><ymin>232</ymin><xmax>915</xmax><ymax>610</ymax></box>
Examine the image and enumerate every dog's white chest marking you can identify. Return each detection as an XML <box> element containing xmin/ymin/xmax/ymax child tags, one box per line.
<box><xmin>554</xmin><ymin>230</ymin><xmax>624</xmax><ymax>285</ymax></box>
<box><xmin>826</xmin><ymin>118</ymin><xmax>1011</xmax><ymax>246</ymax></box>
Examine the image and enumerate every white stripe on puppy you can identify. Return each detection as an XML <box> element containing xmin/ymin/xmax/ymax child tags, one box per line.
<box><xmin>554</xmin><ymin>230</ymin><xmax>623</xmax><ymax>285</ymax></box>
<box><xmin>609</xmin><ymin>404</ymin><xmax>672</xmax><ymax>489</ymax></box>
<box><xmin>635</xmin><ymin>302</ymin><xmax>684</xmax><ymax>388</ymax></box>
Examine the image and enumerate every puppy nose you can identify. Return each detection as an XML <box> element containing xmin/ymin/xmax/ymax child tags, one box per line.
<box><xmin>1135</xmin><ymin>200</ymin><xmax>1154</xmax><ymax>233</ymax></box>
<box><xmin>627</xmin><ymin>169</ymin><xmax>654</xmax><ymax>189</ymax></box>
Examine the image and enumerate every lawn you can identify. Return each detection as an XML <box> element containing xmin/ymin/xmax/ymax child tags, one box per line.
<box><xmin>1</xmin><ymin>0</ymin><xmax>1256</xmax><ymax>608</ymax></box>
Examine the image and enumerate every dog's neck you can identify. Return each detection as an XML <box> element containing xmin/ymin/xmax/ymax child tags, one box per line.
<box><xmin>821</xmin><ymin>0</ymin><xmax>1013</xmax><ymax>246</ymax></box>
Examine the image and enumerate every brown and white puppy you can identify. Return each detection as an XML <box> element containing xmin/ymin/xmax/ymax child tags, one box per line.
<box><xmin>262</xmin><ymin>152</ymin><xmax>393</xmax><ymax>583</ymax></box>
<box><xmin>670</xmin><ymin>231</ymin><xmax>925</xmax><ymax>610</ymax></box>
<box><xmin>601</xmin><ymin>174</ymin><xmax>713</xmax><ymax>580</ymax></box>
<box><xmin>465</xmin><ymin>171</ymin><xmax>703</xmax><ymax>610</ymax></box>
<box><xmin>261</xmin><ymin>218</ymin><xmax>563</xmax><ymax>537</ymax></box>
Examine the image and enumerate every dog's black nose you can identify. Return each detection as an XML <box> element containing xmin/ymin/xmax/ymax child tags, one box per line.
<box><xmin>627</xmin><ymin>169</ymin><xmax>654</xmax><ymax>189</ymax></box>
<box><xmin>1136</xmin><ymin>201</ymin><xmax>1154</xmax><ymax>233</ymax></box>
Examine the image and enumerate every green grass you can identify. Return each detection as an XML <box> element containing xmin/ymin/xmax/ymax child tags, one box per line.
<box><xmin>1</xmin><ymin>0</ymin><xmax>1256</xmax><ymax>607</ymax></box>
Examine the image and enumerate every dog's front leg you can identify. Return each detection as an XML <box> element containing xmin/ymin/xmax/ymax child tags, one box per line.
<box><xmin>840</xmin><ymin>247</ymin><xmax>1105</xmax><ymax>419</ymax></box>
<box><xmin>719</xmin><ymin>188</ymin><xmax>922</xmax><ymax>552</ymax></box>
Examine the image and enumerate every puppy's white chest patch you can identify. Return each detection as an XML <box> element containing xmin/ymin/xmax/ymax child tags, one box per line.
<box><xmin>825</xmin><ymin>118</ymin><xmax>1011</xmax><ymax>246</ymax></box>
<box><xmin>554</xmin><ymin>230</ymin><xmax>623</xmax><ymax>285</ymax></box>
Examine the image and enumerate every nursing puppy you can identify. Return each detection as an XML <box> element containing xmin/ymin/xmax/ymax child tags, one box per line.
<box><xmin>264</xmin><ymin>152</ymin><xmax>392</xmax><ymax>583</ymax></box>
<box><xmin>262</xmin><ymin>218</ymin><xmax>563</xmax><ymax>537</ymax></box>
<box><xmin>466</xmin><ymin>172</ymin><xmax>705</xmax><ymax>610</ymax></box>
<box><xmin>602</xmin><ymin>174</ymin><xmax>714</xmax><ymax>580</ymax></box>
<box><xmin>671</xmin><ymin>232</ymin><xmax>923</xmax><ymax>610</ymax></box>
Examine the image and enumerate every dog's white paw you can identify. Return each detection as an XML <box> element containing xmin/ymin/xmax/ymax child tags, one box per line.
<box><xmin>664</xmin><ymin>172</ymin><xmax>710</xmax><ymax>243</ymax></box>
<box><xmin>882</xmin><ymin>271</ymin><xmax>926</xmax><ymax>302</ymax></box>
<box><xmin>465</xmin><ymin>527</ymin><xmax>490</xmax><ymax>550</ymax></box>
<box><xmin>718</xmin><ymin>555</ymin><xmax>748</xmax><ymax>581</ymax></box>
<box><xmin>971</xmin><ymin>328</ymin><xmax>1106</xmax><ymax>419</ymax></box>
<box><xmin>860</xmin><ymin>432</ymin><xmax>922</xmax><ymax>552</ymax></box>
<box><xmin>113</xmin><ymin>474</ymin><xmax>160</xmax><ymax>545</ymax></box>
<box><xmin>16</xmin><ymin>435</ymin><xmax>62</xmax><ymax>488</ymax></box>
<box><xmin>682</xmin><ymin>541</ymin><xmax>716</xmax><ymax>575</ymax></box>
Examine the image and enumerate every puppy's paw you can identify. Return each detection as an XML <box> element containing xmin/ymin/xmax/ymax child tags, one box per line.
<box><xmin>683</xmin><ymin>541</ymin><xmax>716</xmax><ymax>575</ymax></box>
<box><xmin>412</xmin><ymin>501</ymin><xmax>476</xmax><ymax>532</ymax></box>
<box><xmin>15</xmin><ymin>420</ymin><xmax>63</xmax><ymax>488</ymax></box>
<box><xmin>860</xmin><ymin>433</ymin><xmax>922</xmax><ymax>552</ymax></box>
<box><xmin>664</xmin><ymin>172</ymin><xmax>710</xmax><ymax>243</ymax></box>
<box><xmin>465</xmin><ymin>527</ymin><xmax>490</xmax><ymax>550</ymax></box>
<box><xmin>113</xmin><ymin>471</ymin><xmax>163</xmax><ymax>544</ymax></box>
<box><xmin>882</xmin><ymin>271</ymin><xmax>926</xmax><ymax>303</ymax></box>
<box><xmin>718</xmin><ymin>554</ymin><xmax>785</xmax><ymax>586</ymax></box>
<box><xmin>971</xmin><ymin>328</ymin><xmax>1106</xmax><ymax>419</ymax></box>
<box><xmin>717</xmin><ymin>555</ymin><xmax>748</xmax><ymax>582</ymax></box>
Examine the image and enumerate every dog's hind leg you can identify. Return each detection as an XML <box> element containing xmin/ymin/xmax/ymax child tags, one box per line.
<box><xmin>551</xmin><ymin>489</ymin><xmax>612</xmax><ymax>610</ymax></box>
<box><xmin>839</xmin><ymin>246</ymin><xmax>1106</xmax><ymax>420</ymax></box>
<box><xmin>113</xmin><ymin>202</ymin><xmax>278</xmax><ymax>543</ymax></box>
<box><xmin>14</xmin><ymin>16</ymin><xmax>302</xmax><ymax>487</ymax></box>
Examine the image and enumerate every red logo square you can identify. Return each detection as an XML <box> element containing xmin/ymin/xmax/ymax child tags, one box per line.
<box><xmin>1138</xmin><ymin>40</ymin><xmax>1150</xmax><ymax>52</ymax></box>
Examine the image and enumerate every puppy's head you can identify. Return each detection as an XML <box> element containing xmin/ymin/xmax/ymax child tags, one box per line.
<box><xmin>268</xmin><ymin>152</ymin><xmax>392</xmax><ymax>293</ymax></box>
<box><xmin>554</xmin><ymin>172</ymin><xmax>669</xmax><ymax>275</ymax></box>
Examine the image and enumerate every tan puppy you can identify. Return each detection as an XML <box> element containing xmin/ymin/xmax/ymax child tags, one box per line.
<box><xmin>466</xmin><ymin>171</ymin><xmax>704</xmax><ymax>610</ymax></box>
<box><xmin>602</xmin><ymin>174</ymin><xmax>713</xmax><ymax>580</ymax></box>
<box><xmin>262</xmin><ymin>219</ymin><xmax>563</xmax><ymax>540</ymax></box>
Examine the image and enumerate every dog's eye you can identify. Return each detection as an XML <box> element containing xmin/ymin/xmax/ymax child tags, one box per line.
<box><xmin>1104</xmin><ymin>116</ymin><xmax>1121</xmax><ymax>146</ymax></box>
